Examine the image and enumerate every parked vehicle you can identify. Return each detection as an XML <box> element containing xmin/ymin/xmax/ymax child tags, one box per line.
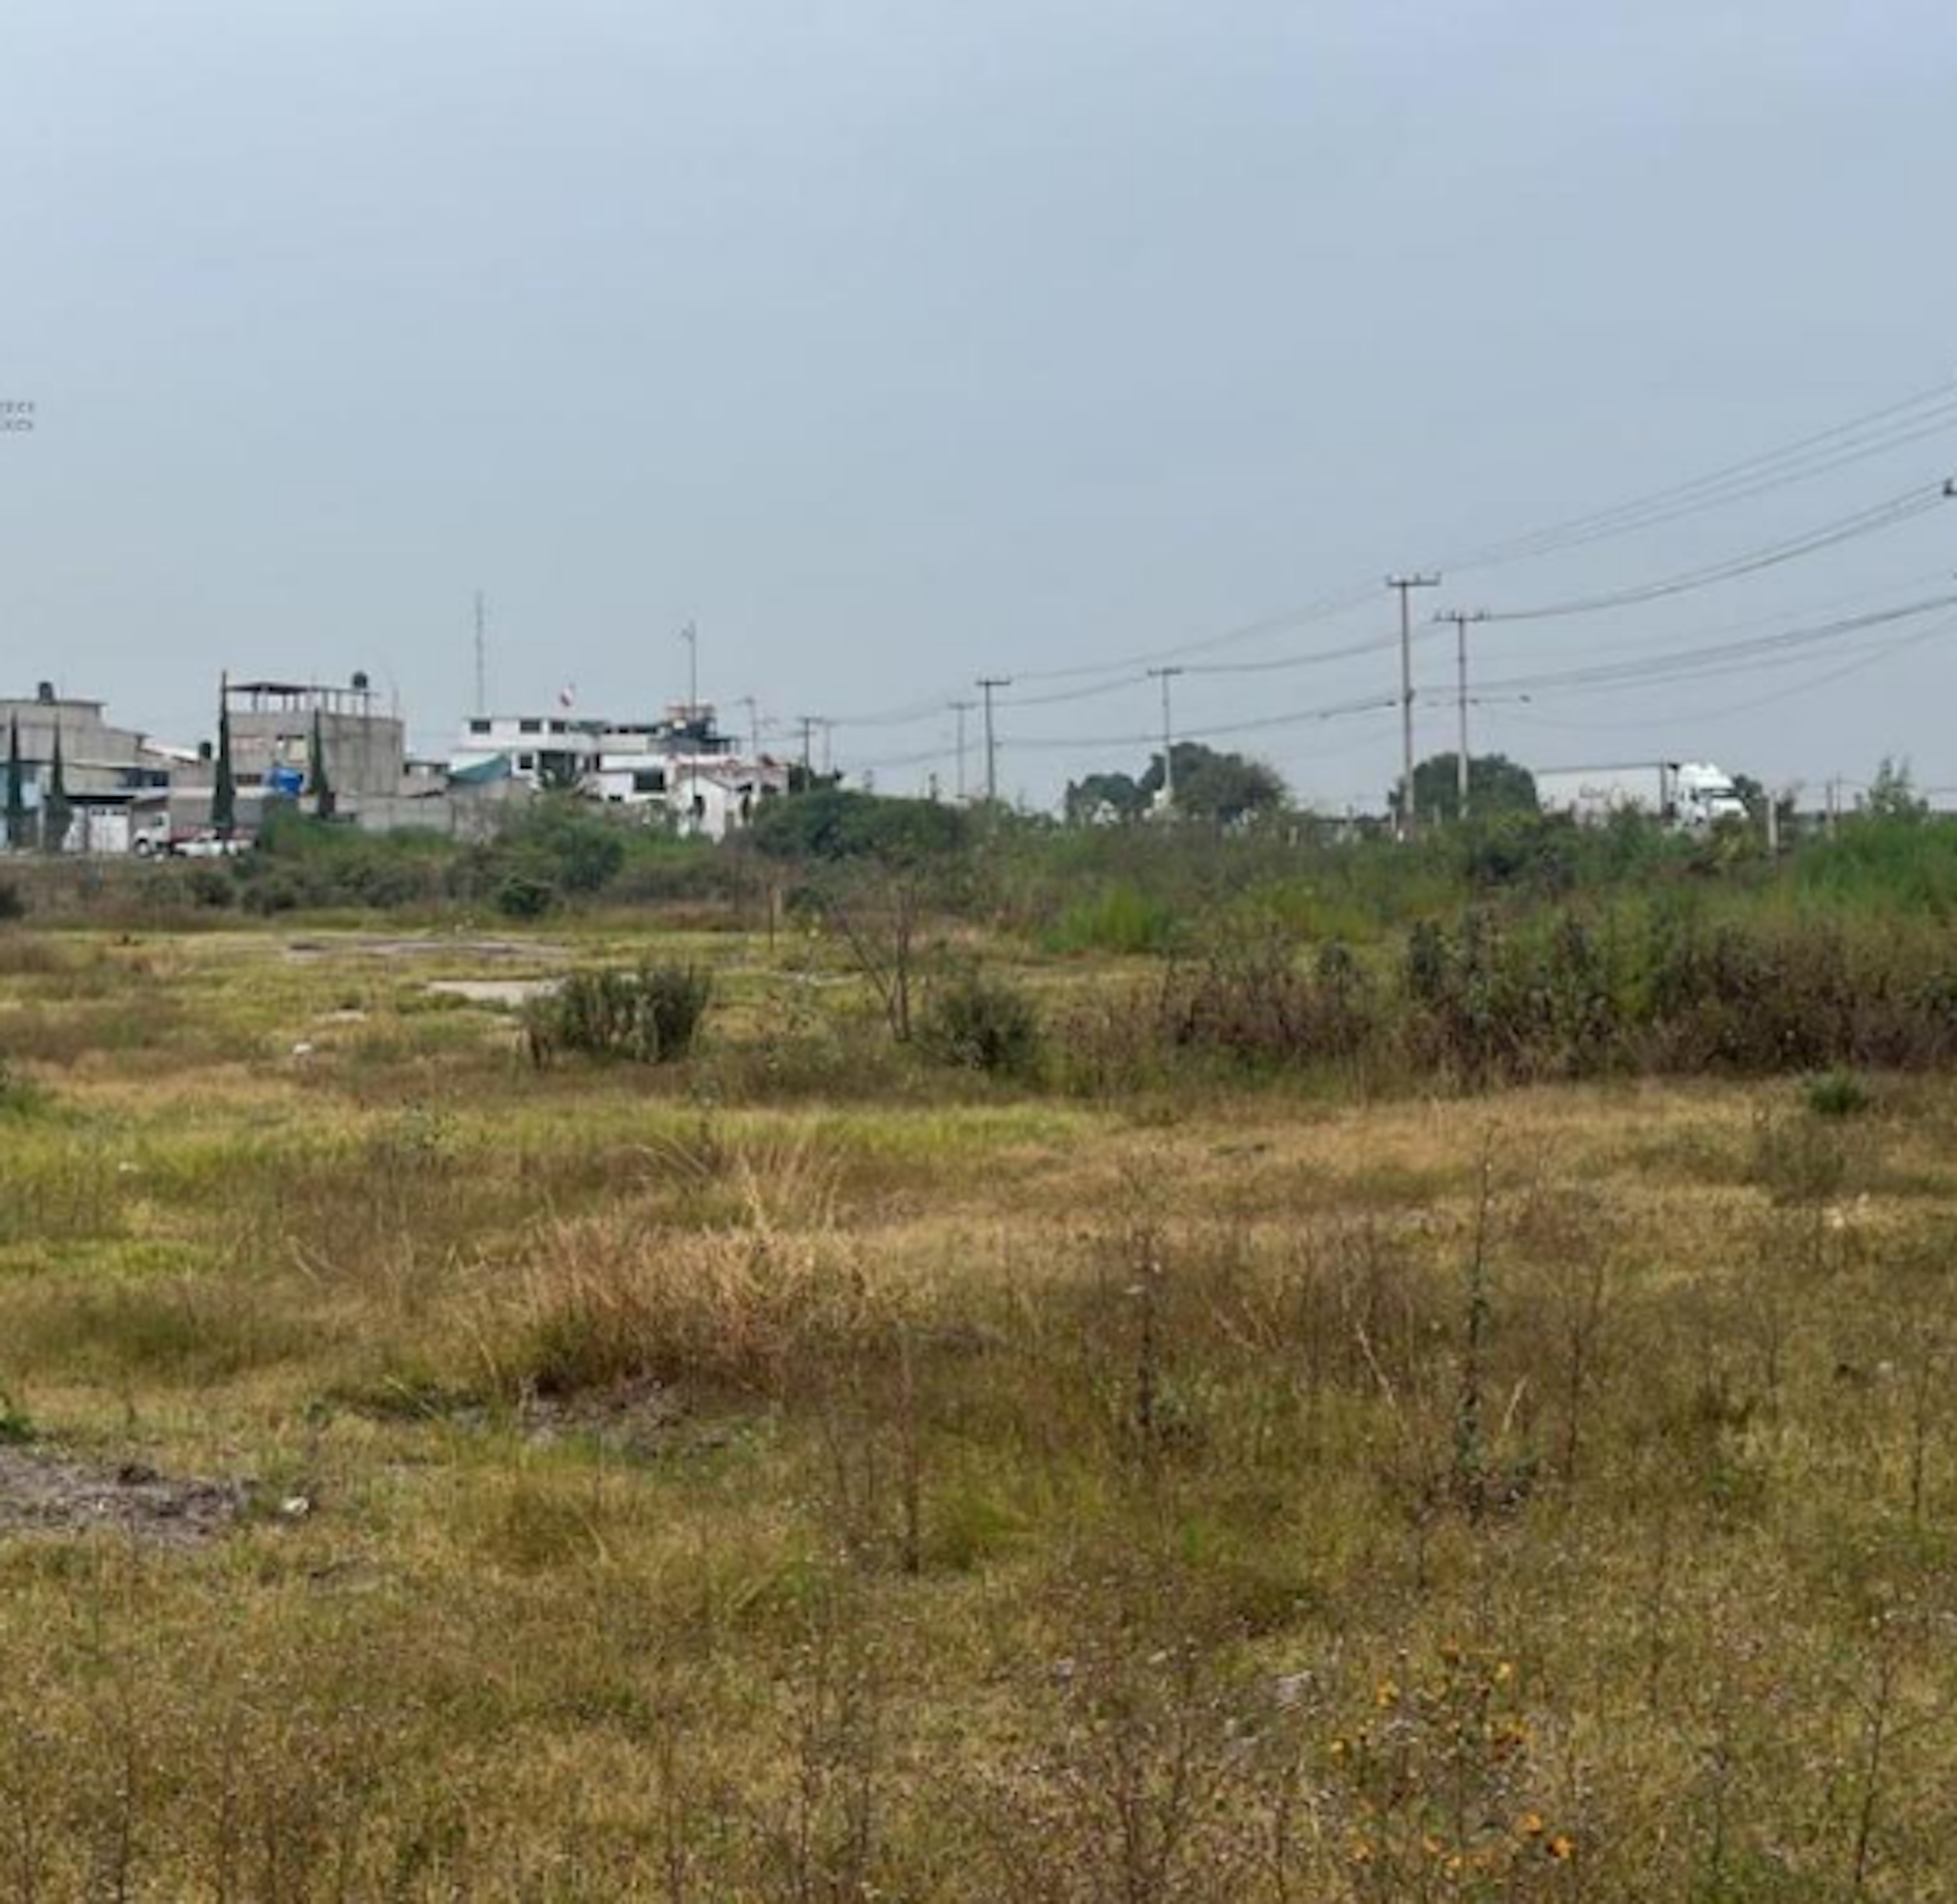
<box><xmin>131</xmin><ymin>825</ymin><xmax>250</xmax><ymax>859</ymax></box>
<box><xmin>1535</xmin><ymin>761</ymin><xmax>1749</xmax><ymax>832</ymax></box>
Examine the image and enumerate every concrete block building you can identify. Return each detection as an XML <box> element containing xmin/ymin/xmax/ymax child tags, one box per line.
<box><xmin>0</xmin><ymin>683</ymin><xmax>176</xmax><ymax>853</ymax></box>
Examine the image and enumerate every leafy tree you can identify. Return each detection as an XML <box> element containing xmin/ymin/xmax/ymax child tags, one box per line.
<box><xmin>4</xmin><ymin>717</ymin><xmax>26</xmax><ymax>852</ymax></box>
<box><xmin>211</xmin><ymin>692</ymin><xmax>237</xmax><ymax>838</ymax></box>
<box><xmin>1393</xmin><ymin>753</ymin><xmax>1538</xmax><ymax>826</ymax></box>
<box><xmin>751</xmin><ymin>787</ymin><xmax>970</xmax><ymax>864</ymax></box>
<box><xmin>40</xmin><ymin>726</ymin><xmax>70</xmax><ymax>855</ymax></box>
<box><xmin>497</xmin><ymin>800</ymin><xmax>627</xmax><ymax>893</ymax></box>
<box><xmin>1063</xmin><ymin>771</ymin><xmax>1149</xmax><ymax>827</ymax></box>
<box><xmin>1865</xmin><ymin>757</ymin><xmax>1928</xmax><ymax>823</ymax></box>
<box><xmin>785</xmin><ymin>762</ymin><xmax>844</xmax><ymax>796</ymax></box>
<box><xmin>1139</xmin><ymin>742</ymin><xmax>1287</xmax><ymax>827</ymax></box>
<box><xmin>308</xmin><ymin>710</ymin><xmax>337</xmax><ymax>821</ymax></box>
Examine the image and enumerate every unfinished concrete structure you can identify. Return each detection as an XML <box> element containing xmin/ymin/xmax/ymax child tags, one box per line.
<box><xmin>0</xmin><ymin>684</ymin><xmax>176</xmax><ymax>853</ymax></box>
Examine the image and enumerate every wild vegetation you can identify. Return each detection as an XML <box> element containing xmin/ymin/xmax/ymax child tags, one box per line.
<box><xmin>1</xmin><ymin>800</ymin><xmax>1955</xmax><ymax>1898</ymax></box>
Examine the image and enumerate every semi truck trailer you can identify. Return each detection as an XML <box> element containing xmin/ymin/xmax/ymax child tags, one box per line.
<box><xmin>1533</xmin><ymin>761</ymin><xmax>1748</xmax><ymax>831</ymax></box>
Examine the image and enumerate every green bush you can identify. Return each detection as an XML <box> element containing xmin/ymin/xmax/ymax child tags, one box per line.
<box><xmin>1044</xmin><ymin>881</ymin><xmax>1175</xmax><ymax>955</ymax></box>
<box><xmin>0</xmin><ymin>1053</ymin><xmax>44</xmax><ymax>1118</ymax></box>
<box><xmin>525</xmin><ymin>963</ymin><xmax>713</xmax><ymax>1067</ymax></box>
<box><xmin>751</xmin><ymin>787</ymin><xmax>971</xmax><ymax>864</ymax></box>
<box><xmin>495</xmin><ymin>802</ymin><xmax>628</xmax><ymax>894</ymax></box>
<box><xmin>494</xmin><ymin>872</ymin><xmax>558</xmax><ymax>920</ymax></box>
<box><xmin>1804</xmin><ymin>1068</ymin><xmax>1873</xmax><ymax>1119</ymax></box>
<box><xmin>0</xmin><ymin>878</ymin><xmax>23</xmax><ymax>922</ymax></box>
<box><xmin>922</xmin><ymin>969</ymin><xmax>1044</xmax><ymax>1078</ymax></box>
<box><xmin>183</xmin><ymin>864</ymin><xmax>236</xmax><ymax>910</ymax></box>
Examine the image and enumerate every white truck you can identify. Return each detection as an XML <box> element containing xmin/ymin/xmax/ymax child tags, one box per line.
<box><xmin>1533</xmin><ymin>761</ymin><xmax>1749</xmax><ymax>832</ymax></box>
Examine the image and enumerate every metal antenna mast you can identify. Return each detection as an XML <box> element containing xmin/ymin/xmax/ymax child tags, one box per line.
<box><xmin>680</xmin><ymin>621</ymin><xmax>699</xmax><ymax>716</ymax></box>
<box><xmin>473</xmin><ymin>591</ymin><xmax>488</xmax><ymax>718</ymax></box>
<box><xmin>1386</xmin><ymin>573</ymin><xmax>1441</xmax><ymax>837</ymax></box>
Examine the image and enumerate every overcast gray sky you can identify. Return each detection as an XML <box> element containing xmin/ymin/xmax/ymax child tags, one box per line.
<box><xmin>5</xmin><ymin>0</ymin><xmax>1955</xmax><ymax>809</ymax></box>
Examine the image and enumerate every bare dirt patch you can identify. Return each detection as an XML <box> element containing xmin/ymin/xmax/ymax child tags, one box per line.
<box><xmin>286</xmin><ymin>936</ymin><xmax>569</xmax><ymax>964</ymax></box>
<box><xmin>0</xmin><ymin>1446</ymin><xmax>241</xmax><ymax>1547</ymax></box>
<box><xmin>425</xmin><ymin>977</ymin><xmax>563</xmax><ymax>1008</ymax></box>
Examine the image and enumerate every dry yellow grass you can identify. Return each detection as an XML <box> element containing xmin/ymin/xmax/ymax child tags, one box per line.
<box><xmin>0</xmin><ymin>924</ymin><xmax>1952</xmax><ymax>1898</ymax></box>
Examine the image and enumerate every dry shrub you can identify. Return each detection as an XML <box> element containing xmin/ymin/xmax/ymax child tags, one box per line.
<box><xmin>524</xmin><ymin>962</ymin><xmax>713</xmax><ymax>1067</ymax></box>
<box><xmin>0</xmin><ymin>930</ymin><xmax>66</xmax><ymax>976</ymax></box>
<box><xmin>484</xmin><ymin>1215</ymin><xmax>906</xmax><ymax>1400</ymax></box>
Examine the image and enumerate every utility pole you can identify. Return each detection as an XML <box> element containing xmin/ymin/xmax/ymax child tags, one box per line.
<box><xmin>472</xmin><ymin>591</ymin><xmax>488</xmax><ymax>718</ymax></box>
<box><xmin>1146</xmin><ymin>666</ymin><xmax>1184</xmax><ymax>813</ymax></box>
<box><xmin>976</xmin><ymin>676</ymin><xmax>1011</xmax><ymax>806</ymax></box>
<box><xmin>1387</xmin><ymin>574</ymin><xmax>1441</xmax><ymax>838</ymax></box>
<box><xmin>1434</xmin><ymin>609</ymin><xmax>1489</xmax><ymax>822</ymax></box>
<box><xmin>738</xmin><ymin>695</ymin><xmax>761</xmax><ymax>759</ymax></box>
<box><xmin>949</xmin><ymin>700</ymin><xmax>975</xmax><ymax>803</ymax></box>
<box><xmin>798</xmin><ymin>715</ymin><xmax>817</xmax><ymax>782</ymax></box>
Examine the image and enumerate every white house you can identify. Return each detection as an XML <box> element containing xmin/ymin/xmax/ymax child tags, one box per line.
<box><xmin>449</xmin><ymin>702</ymin><xmax>787</xmax><ymax>840</ymax></box>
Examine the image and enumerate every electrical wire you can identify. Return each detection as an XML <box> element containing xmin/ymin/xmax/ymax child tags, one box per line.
<box><xmin>825</xmin><ymin>379</ymin><xmax>1957</xmax><ymax>720</ymax></box>
<box><xmin>1437</xmin><ymin>383</ymin><xmax>1957</xmax><ymax>571</ymax></box>
<box><xmin>1480</xmin><ymin>484</ymin><xmax>1951</xmax><ymax>623</ymax></box>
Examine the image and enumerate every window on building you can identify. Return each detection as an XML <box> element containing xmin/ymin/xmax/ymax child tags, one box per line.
<box><xmin>468</xmin><ymin>719</ymin><xmax>491</xmax><ymax>735</ymax></box>
<box><xmin>519</xmin><ymin>719</ymin><xmax>541</xmax><ymax>734</ymax></box>
<box><xmin>518</xmin><ymin>753</ymin><xmax>536</xmax><ymax>771</ymax></box>
<box><xmin>632</xmin><ymin>770</ymin><xmax>667</xmax><ymax>795</ymax></box>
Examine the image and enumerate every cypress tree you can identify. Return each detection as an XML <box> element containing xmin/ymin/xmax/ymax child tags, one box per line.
<box><xmin>4</xmin><ymin>716</ymin><xmax>25</xmax><ymax>852</ymax></box>
<box><xmin>308</xmin><ymin>709</ymin><xmax>336</xmax><ymax>821</ymax></box>
<box><xmin>41</xmin><ymin>725</ymin><xmax>71</xmax><ymax>855</ymax></box>
<box><xmin>211</xmin><ymin>683</ymin><xmax>237</xmax><ymax>838</ymax></box>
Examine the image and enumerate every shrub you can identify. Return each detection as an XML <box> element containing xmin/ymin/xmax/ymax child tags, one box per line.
<box><xmin>1805</xmin><ymin>1068</ymin><xmax>1873</xmax><ymax>1120</ymax></box>
<box><xmin>750</xmin><ymin>786</ymin><xmax>971</xmax><ymax>864</ymax></box>
<box><xmin>490</xmin><ymin>1217</ymin><xmax>898</xmax><ymax>1399</ymax></box>
<box><xmin>497</xmin><ymin>802</ymin><xmax>629</xmax><ymax>894</ymax></box>
<box><xmin>0</xmin><ymin>878</ymin><xmax>23</xmax><ymax>922</ymax></box>
<box><xmin>922</xmin><ymin>969</ymin><xmax>1044</xmax><ymax>1078</ymax></box>
<box><xmin>183</xmin><ymin>864</ymin><xmax>236</xmax><ymax>910</ymax></box>
<box><xmin>495</xmin><ymin>872</ymin><xmax>558</xmax><ymax>920</ymax></box>
<box><xmin>1460</xmin><ymin>813</ymin><xmax>1578</xmax><ymax>895</ymax></box>
<box><xmin>525</xmin><ymin>962</ymin><xmax>713</xmax><ymax>1066</ymax></box>
<box><xmin>241</xmin><ymin>870</ymin><xmax>307</xmax><ymax>916</ymax></box>
<box><xmin>1045</xmin><ymin>882</ymin><xmax>1176</xmax><ymax>956</ymax></box>
<box><xmin>0</xmin><ymin>1053</ymin><xmax>44</xmax><ymax>1118</ymax></box>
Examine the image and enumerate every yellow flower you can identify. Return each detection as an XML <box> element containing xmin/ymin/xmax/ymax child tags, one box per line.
<box><xmin>1494</xmin><ymin>1660</ymin><xmax>1515</xmax><ymax>1684</ymax></box>
<box><xmin>1518</xmin><ymin>1812</ymin><xmax>1546</xmax><ymax>1838</ymax></box>
<box><xmin>1347</xmin><ymin>1838</ymin><xmax>1375</xmax><ymax>1866</ymax></box>
<box><xmin>1373</xmin><ymin>1678</ymin><xmax>1400</xmax><ymax>1708</ymax></box>
<box><xmin>1548</xmin><ymin>1834</ymin><xmax>1576</xmax><ymax>1862</ymax></box>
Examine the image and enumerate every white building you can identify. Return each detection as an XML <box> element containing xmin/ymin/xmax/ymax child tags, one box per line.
<box><xmin>452</xmin><ymin>712</ymin><xmax>603</xmax><ymax>790</ymax></box>
<box><xmin>449</xmin><ymin>703</ymin><xmax>787</xmax><ymax>839</ymax></box>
